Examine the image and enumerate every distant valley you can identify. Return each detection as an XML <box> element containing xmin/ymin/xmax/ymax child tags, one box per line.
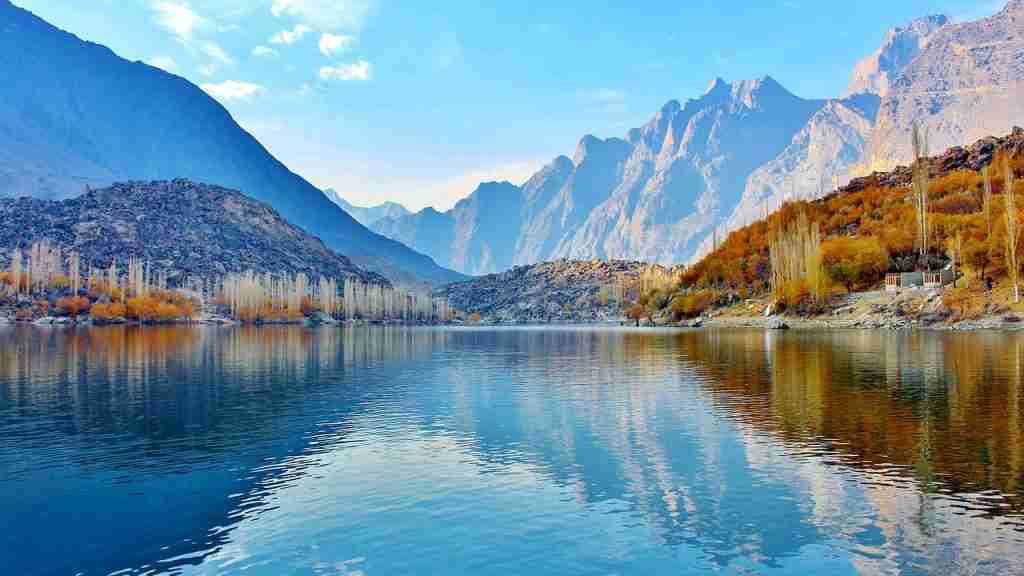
<box><xmin>322</xmin><ymin>189</ymin><xmax>411</xmax><ymax>228</ymax></box>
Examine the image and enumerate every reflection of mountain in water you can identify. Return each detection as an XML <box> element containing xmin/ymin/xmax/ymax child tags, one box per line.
<box><xmin>2</xmin><ymin>327</ymin><xmax>1023</xmax><ymax>574</ymax></box>
<box><xmin>395</xmin><ymin>330</ymin><xmax>1024</xmax><ymax>565</ymax></box>
<box><xmin>0</xmin><ymin>326</ymin><xmax>451</xmax><ymax>575</ymax></box>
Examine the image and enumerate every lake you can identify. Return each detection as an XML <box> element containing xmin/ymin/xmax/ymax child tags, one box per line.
<box><xmin>1</xmin><ymin>325</ymin><xmax>1023</xmax><ymax>575</ymax></box>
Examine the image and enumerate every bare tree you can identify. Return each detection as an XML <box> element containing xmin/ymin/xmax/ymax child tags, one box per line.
<box><xmin>1006</xmin><ymin>157</ymin><xmax>1020</xmax><ymax>303</ymax></box>
<box><xmin>912</xmin><ymin>122</ymin><xmax>930</xmax><ymax>269</ymax></box>
<box><xmin>983</xmin><ymin>165</ymin><xmax>994</xmax><ymax>239</ymax></box>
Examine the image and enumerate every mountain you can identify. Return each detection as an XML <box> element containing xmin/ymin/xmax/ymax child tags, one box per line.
<box><xmin>865</xmin><ymin>0</ymin><xmax>1024</xmax><ymax>165</ymax></box>
<box><xmin>845</xmin><ymin>15</ymin><xmax>950</xmax><ymax>98</ymax></box>
<box><xmin>0</xmin><ymin>1</ymin><xmax>462</xmax><ymax>285</ymax></box>
<box><xmin>376</xmin><ymin>77</ymin><xmax>823</xmax><ymax>274</ymax></box>
<box><xmin>376</xmin><ymin>1</ymin><xmax>1024</xmax><ymax>273</ymax></box>
<box><xmin>0</xmin><ymin>180</ymin><xmax>384</xmax><ymax>284</ymax></box>
<box><xmin>374</xmin><ymin>181</ymin><xmax>523</xmax><ymax>275</ymax></box>
<box><xmin>716</xmin><ymin>2</ymin><xmax>1024</xmax><ymax>259</ymax></box>
<box><xmin>322</xmin><ymin>188</ymin><xmax>410</xmax><ymax>227</ymax></box>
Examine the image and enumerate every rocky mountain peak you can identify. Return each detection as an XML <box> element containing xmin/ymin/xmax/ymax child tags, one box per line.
<box><xmin>730</xmin><ymin>75</ymin><xmax>792</xmax><ymax>108</ymax></box>
<box><xmin>1001</xmin><ymin>0</ymin><xmax>1024</xmax><ymax>15</ymax></box>
<box><xmin>572</xmin><ymin>135</ymin><xmax>630</xmax><ymax>166</ymax></box>
<box><xmin>846</xmin><ymin>14</ymin><xmax>948</xmax><ymax>96</ymax></box>
<box><xmin>704</xmin><ymin>76</ymin><xmax>729</xmax><ymax>97</ymax></box>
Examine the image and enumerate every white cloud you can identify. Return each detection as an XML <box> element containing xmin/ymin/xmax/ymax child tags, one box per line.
<box><xmin>270</xmin><ymin>24</ymin><xmax>313</xmax><ymax>45</ymax></box>
<box><xmin>145</xmin><ymin>55</ymin><xmax>178</xmax><ymax>72</ymax></box>
<box><xmin>151</xmin><ymin>0</ymin><xmax>204</xmax><ymax>41</ymax></box>
<box><xmin>271</xmin><ymin>0</ymin><xmax>372</xmax><ymax>31</ymax></box>
<box><xmin>252</xmin><ymin>45</ymin><xmax>279</xmax><ymax>57</ymax></box>
<box><xmin>319</xmin><ymin>33</ymin><xmax>356</xmax><ymax>56</ymax></box>
<box><xmin>200</xmin><ymin>80</ymin><xmax>266</xmax><ymax>102</ymax></box>
<box><xmin>201</xmin><ymin>42</ymin><xmax>234</xmax><ymax>65</ymax></box>
<box><xmin>319</xmin><ymin>60</ymin><xmax>371</xmax><ymax>81</ymax></box>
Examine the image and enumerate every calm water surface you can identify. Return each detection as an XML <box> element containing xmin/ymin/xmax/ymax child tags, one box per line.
<box><xmin>1</xmin><ymin>325</ymin><xmax>1023</xmax><ymax>575</ymax></box>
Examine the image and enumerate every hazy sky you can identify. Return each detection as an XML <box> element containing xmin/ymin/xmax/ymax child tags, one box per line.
<box><xmin>13</xmin><ymin>0</ymin><xmax>1005</xmax><ymax>211</ymax></box>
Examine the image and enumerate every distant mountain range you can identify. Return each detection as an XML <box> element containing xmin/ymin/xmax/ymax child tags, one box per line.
<box><xmin>374</xmin><ymin>0</ymin><xmax>1024</xmax><ymax>274</ymax></box>
<box><xmin>322</xmin><ymin>189</ymin><xmax>410</xmax><ymax>227</ymax></box>
<box><xmin>0</xmin><ymin>0</ymin><xmax>462</xmax><ymax>286</ymax></box>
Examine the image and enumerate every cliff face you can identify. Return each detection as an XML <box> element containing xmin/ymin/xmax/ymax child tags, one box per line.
<box><xmin>846</xmin><ymin>15</ymin><xmax>950</xmax><ymax>97</ymax></box>
<box><xmin>865</xmin><ymin>1</ymin><xmax>1024</xmax><ymax>166</ymax></box>
<box><xmin>0</xmin><ymin>0</ymin><xmax>461</xmax><ymax>285</ymax></box>
<box><xmin>0</xmin><ymin>180</ymin><xmax>385</xmax><ymax>285</ymax></box>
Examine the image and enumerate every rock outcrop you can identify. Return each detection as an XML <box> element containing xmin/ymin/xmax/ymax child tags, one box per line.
<box><xmin>437</xmin><ymin>260</ymin><xmax>657</xmax><ymax>323</ymax></box>
<box><xmin>0</xmin><ymin>180</ymin><xmax>384</xmax><ymax>285</ymax></box>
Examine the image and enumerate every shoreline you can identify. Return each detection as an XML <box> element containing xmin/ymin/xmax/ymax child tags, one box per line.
<box><xmin>6</xmin><ymin>315</ymin><xmax>1024</xmax><ymax>332</ymax></box>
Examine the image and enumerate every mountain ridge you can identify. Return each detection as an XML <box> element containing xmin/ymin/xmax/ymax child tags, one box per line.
<box><xmin>375</xmin><ymin>1</ymin><xmax>1024</xmax><ymax>274</ymax></box>
<box><xmin>0</xmin><ymin>0</ymin><xmax>463</xmax><ymax>286</ymax></box>
<box><xmin>322</xmin><ymin>188</ymin><xmax>411</xmax><ymax>227</ymax></box>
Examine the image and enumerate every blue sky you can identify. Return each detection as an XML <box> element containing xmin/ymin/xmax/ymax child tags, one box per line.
<box><xmin>12</xmin><ymin>0</ymin><xmax>1005</xmax><ymax>211</ymax></box>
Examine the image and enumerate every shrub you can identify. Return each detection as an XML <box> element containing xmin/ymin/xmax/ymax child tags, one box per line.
<box><xmin>125</xmin><ymin>293</ymin><xmax>193</xmax><ymax>323</ymax></box>
<box><xmin>91</xmin><ymin>302</ymin><xmax>127</xmax><ymax>321</ymax></box>
<box><xmin>56</xmin><ymin>296</ymin><xmax>91</xmax><ymax>318</ymax></box>
<box><xmin>963</xmin><ymin>237</ymin><xmax>993</xmax><ymax>280</ymax></box>
<box><xmin>943</xmin><ymin>285</ymin><xmax>983</xmax><ymax>320</ymax></box>
<box><xmin>670</xmin><ymin>291</ymin><xmax>716</xmax><ymax>319</ymax></box>
<box><xmin>821</xmin><ymin>237</ymin><xmax>890</xmax><ymax>293</ymax></box>
<box><xmin>625</xmin><ymin>303</ymin><xmax>646</xmax><ymax>326</ymax></box>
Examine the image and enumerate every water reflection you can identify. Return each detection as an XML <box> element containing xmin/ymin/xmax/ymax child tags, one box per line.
<box><xmin>1</xmin><ymin>326</ymin><xmax>1022</xmax><ymax>575</ymax></box>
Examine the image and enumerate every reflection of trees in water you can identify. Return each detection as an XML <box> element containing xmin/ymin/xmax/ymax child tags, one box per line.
<box><xmin>0</xmin><ymin>325</ymin><xmax>450</xmax><ymax>576</ymax></box>
<box><xmin>668</xmin><ymin>330</ymin><xmax>1024</xmax><ymax>573</ymax></box>
<box><xmin>427</xmin><ymin>329</ymin><xmax>1024</xmax><ymax>570</ymax></box>
<box><xmin>673</xmin><ymin>330</ymin><xmax>1024</xmax><ymax>512</ymax></box>
<box><xmin>3</xmin><ymin>326</ymin><xmax>1023</xmax><ymax>574</ymax></box>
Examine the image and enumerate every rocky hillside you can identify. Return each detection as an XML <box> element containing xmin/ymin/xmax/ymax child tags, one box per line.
<box><xmin>0</xmin><ymin>180</ymin><xmax>384</xmax><ymax>285</ymax></box>
<box><xmin>0</xmin><ymin>1</ymin><xmax>461</xmax><ymax>285</ymax></box>
<box><xmin>437</xmin><ymin>260</ymin><xmax>662</xmax><ymax>323</ymax></box>
<box><xmin>376</xmin><ymin>1</ymin><xmax>1024</xmax><ymax>274</ymax></box>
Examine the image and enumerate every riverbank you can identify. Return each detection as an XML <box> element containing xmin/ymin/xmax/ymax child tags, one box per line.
<box><xmin>674</xmin><ymin>286</ymin><xmax>1024</xmax><ymax>331</ymax></box>
<box><xmin>0</xmin><ymin>313</ymin><xmax>451</xmax><ymax>328</ymax></box>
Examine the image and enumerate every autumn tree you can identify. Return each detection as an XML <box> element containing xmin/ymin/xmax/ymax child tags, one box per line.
<box><xmin>625</xmin><ymin>303</ymin><xmax>645</xmax><ymax>327</ymax></box>
<box><xmin>963</xmin><ymin>238</ymin><xmax>992</xmax><ymax>280</ymax></box>
<box><xmin>821</xmin><ymin>237</ymin><xmax>890</xmax><ymax>293</ymax></box>
<box><xmin>56</xmin><ymin>296</ymin><xmax>90</xmax><ymax>318</ymax></box>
